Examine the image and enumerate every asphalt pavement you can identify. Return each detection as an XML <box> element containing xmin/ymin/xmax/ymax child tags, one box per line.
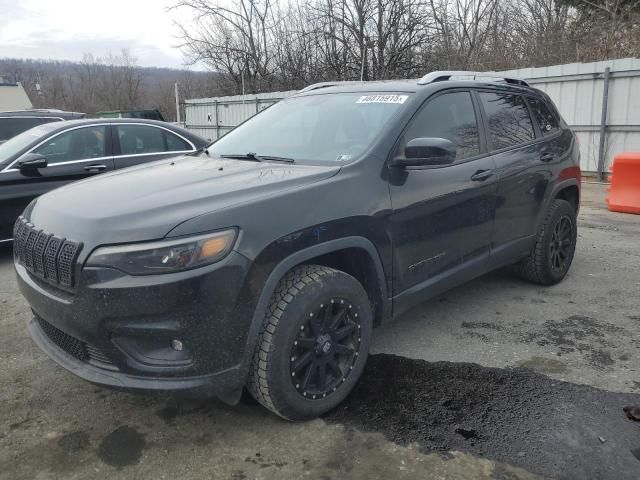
<box><xmin>1</xmin><ymin>182</ymin><xmax>639</xmax><ymax>479</ymax></box>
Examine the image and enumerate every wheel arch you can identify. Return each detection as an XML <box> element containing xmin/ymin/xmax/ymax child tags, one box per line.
<box><xmin>239</xmin><ymin>236</ymin><xmax>390</xmax><ymax>382</ymax></box>
<box><xmin>554</xmin><ymin>182</ymin><xmax>580</xmax><ymax>212</ymax></box>
<box><xmin>536</xmin><ymin>178</ymin><xmax>580</xmax><ymax>232</ymax></box>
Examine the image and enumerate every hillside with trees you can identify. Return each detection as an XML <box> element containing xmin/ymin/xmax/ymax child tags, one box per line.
<box><xmin>0</xmin><ymin>51</ymin><xmax>217</xmax><ymax>121</ymax></box>
<box><xmin>1</xmin><ymin>0</ymin><xmax>638</xmax><ymax>119</ymax></box>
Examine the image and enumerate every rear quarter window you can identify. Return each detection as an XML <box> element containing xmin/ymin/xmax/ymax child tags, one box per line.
<box><xmin>526</xmin><ymin>97</ymin><xmax>560</xmax><ymax>135</ymax></box>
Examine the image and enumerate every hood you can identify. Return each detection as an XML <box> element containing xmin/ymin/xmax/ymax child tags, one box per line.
<box><xmin>29</xmin><ymin>155</ymin><xmax>340</xmax><ymax>245</ymax></box>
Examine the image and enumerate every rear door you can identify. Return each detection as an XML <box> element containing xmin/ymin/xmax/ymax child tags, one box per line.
<box><xmin>387</xmin><ymin>90</ymin><xmax>497</xmax><ymax>299</ymax></box>
<box><xmin>476</xmin><ymin>90</ymin><xmax>557</xmax><ymax>265</ymax></box>
<box><xmin>113</xmin><ymin>124</ymin><xmax>196</xmax><ymax>169</ymax></box>
<box><xmin>0</xmin><ymin>124</ymin><xmax>114</xmax><ymax>239</ymax></box>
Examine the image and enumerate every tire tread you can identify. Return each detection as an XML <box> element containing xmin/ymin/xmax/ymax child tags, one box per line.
<box><xmin>246</xmin><ymin>264</ymin><xmax>338</xmax><ymax>418</ymax></box>
<box><xmin>518</xmin><ymin>199</ymin><xmax>575</xmax><ymax>285</ymax></box>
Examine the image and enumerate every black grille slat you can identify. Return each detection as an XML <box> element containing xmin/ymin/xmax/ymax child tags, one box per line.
<box><xmin>43</xmin><ymin>237</ymin><xmax>62</xmax><ymax>282</ymax></box>
<box><xmin>23</xmin><ymin>228</ymin><xmax>40</xmax><ymax>269</ymax></box>
<box><xmin>13</xmin><ymin>217</ymin><xmax>25</xmax><ymax>245</ymax></box>
<box><xmin>17</xmin><ymin>220</ymin><xmax>31</xmax><ymax>263</ymax></box>
<box><xmin>57</xmin><ymin>241</ymin><xmax>79</xmax><ymax>287</ymax></box>
<box><xmin>14</xmin><ymin>217</ymin><xmax>81</xmax><ymax>289</ymax></box>
<box><xmin>32</xmin><ymin>232</ymin><xmax>50</xmax><ymax>275</ymax></box>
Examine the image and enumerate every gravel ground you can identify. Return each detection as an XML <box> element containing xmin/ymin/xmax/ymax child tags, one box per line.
<box><xmin>1</xmin><ymin>182</ymin><xmax>639</xmax><ymax>479</ymax></box>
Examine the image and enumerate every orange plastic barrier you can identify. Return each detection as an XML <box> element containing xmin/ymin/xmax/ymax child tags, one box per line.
<box><xmin>606</xmin><ymin>152</ymin><xmax>640</xmax><ymax>214</ymax></box>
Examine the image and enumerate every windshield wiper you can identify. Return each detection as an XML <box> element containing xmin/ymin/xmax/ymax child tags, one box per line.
<box><xmin>219</xmin><ymin>152</ymin><xmax>295</xmax><ymax>163</ymax></box>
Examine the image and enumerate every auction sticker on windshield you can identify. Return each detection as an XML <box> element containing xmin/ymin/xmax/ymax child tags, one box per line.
<box><xmin>356</xmin><ymin>94</ymin><xmax>408</xmax><ymax>104</ymax></box>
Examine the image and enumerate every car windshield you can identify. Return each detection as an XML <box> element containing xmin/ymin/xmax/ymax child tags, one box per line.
<box><xmin>207</xmin><ymin>92</ymin><xmax>411</xmax><ymax>162</ymax></box>
<box><xmin>0</xmin><ymin>124</ymin><xmax>57</xmax><ymax>165</ymax></box>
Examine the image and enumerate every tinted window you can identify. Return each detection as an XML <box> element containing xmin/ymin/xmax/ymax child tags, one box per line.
<box><xmin>117</xmin><ymin>125</ymin><xmax>165</xmax><ymax>155</ymax></box>
<box><xmin>116</xmin><ymin>125</ymin><xmax>192</xmax><ymax>155</ymax></box>
<box><xmin>479</xmin><ymin>92</ymin><xmax>535</xmax><ymax>150</ymax></box>
<box><xmin>165</xmin><ymin>131</ymin><xmax>191</xmax><ymax>151</ymax></box>
<box><xmin>0</xmin><ymin>125</ymin><xmax>55</xmax><ymax>163</ymax></box>
<box><xmin>527</xmin><ymin>97</ymin><xmax>560</xmax><ymax>135</ymax></box>
<box><xmin>32</xmin><ymin>126</ymin><xmax>108</xmax><ymax>164</ymax></box>
<box><xmin>397</xmin><ymin>91</ymin><xmax>480</xmax><ymax>161</ymax></box>
<box><xmin>0</xmin><ymin>117</ymin><xmax>60</xmax><ymax>141</ymax></box>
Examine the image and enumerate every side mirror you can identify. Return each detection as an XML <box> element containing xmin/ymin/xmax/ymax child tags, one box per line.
<box><xmin>391</xmin><ymin>137</ymin><xmax>457</xmax><ymax>168</ymax></box>
<box><xmin>17</xmin><ymin>153</ymin><xmax>48</xmax><ymax>170</ymax></box>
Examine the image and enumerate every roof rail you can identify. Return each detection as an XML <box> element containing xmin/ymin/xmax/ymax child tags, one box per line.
<box><xmin>417</xmin><ymin>71</ymin><xmax>529</xmax><ymax>87</ymax></box>
<box><xmin>299</xmin><ymin>81</ymin><xmax>362</xmax><ymax>93</ymax></box>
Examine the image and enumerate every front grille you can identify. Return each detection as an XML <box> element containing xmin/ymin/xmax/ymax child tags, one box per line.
<box><xmin>35</xmin><ymin>315</ymin><xmax>118</xmax><ymax>371</ymax></box>
<box><xmin>14</xmin><ymin>216</ymin><xmax>82</xmax><ymax>288</ymax></box>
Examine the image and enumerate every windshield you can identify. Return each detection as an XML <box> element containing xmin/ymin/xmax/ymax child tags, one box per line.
<box><xmin>207</xmin><ymin>92</ymin><xmax>411</xmax><ymax>162</ymax></box>
<box><xmin>0</xmin><ymin>124</ymin><xmax>57</xmax><ymax>165</ymax></box>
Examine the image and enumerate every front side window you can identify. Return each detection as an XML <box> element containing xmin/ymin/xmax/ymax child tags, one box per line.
<box><xmin>32</xmin><ymin>126</ymin><xmax>108</xmax><ymax>164</ymax></box>
<box><xmin>207</xmin><ymin>92</ymin><xmax>410</xmax><ymax>162</ymax></box>
<box><xmin>479</xmin><ymin>92</ymin><xmax>535</xmax><ymax>150</ymax></box>
<box><xmin>117</xmin><ymin>125</ymin><xmax>192</xmax><ymax>155</ymax></box>
<box><xmin>527</xmin><ymin>97</ymin><xmax>560</xmax><ymax>135</ymax></box>
<box><xmin>395</xmin><ymin>91</ymin><xmax>480</xmax><ymax>162</ymax></box>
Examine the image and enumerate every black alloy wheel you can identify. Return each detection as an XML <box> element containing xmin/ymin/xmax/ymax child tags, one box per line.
<box><xmin>290</xmin><ymin>298</ymin><xmax>361</xmax><ymax>400</ymax></box>
<box><xmin>549</xmin><ymin>215</ymin><xmax>573</xmax><ymax>272</ymax></box>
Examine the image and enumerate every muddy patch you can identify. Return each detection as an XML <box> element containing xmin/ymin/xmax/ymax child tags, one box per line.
<box><xmin>517</xmin><ymin>356</ymin><xmax>570</xmax><ymax>374</ymax></box>
<box><xmin>57</xmin><ymin>431</ymin><xmax>90</xmax><ymax>453</ymax></box>
<box><xmin>521</xmin><ymin>315</ymin><xmax>626</xmax><ymax>367</ymax></box>
<box><xmin>97</xmin><ymin>426</ymin><xmax>146</xmax><ymax>468</ymax></box>
<box><xmin>325</xmin><ymin>354</ymin><xmax>640</xmax><ymax>480</ymax></box>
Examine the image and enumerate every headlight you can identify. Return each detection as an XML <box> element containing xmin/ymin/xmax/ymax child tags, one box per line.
<box><xmin>86</xmin><ymin>229</ymin><xmax>237</xmax><ymax>275</ymax></box>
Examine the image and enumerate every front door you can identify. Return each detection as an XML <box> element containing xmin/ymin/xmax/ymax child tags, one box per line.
<box><xmin>386</xmin><ymin>90</ymin><xmax>497</xmax><ymax>301</ymax></box>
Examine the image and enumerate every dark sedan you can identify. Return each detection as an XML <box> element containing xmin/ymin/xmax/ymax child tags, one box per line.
<box><xmin>0</xmin><ymin>119</ymin><xmax>207</xmax><ymax>242</ymax></box>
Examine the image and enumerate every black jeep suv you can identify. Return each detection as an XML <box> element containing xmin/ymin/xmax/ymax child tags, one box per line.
<box><xmin>14</xmin><ymin>71</ymin><xmax>580</xmax><ymax>420</ymax></box>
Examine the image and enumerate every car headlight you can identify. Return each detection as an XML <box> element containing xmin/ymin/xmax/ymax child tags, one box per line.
<box><xmin>86</xmin><ymin>229</ymin><xmax>237</xmax><ymax>275</ymax></box>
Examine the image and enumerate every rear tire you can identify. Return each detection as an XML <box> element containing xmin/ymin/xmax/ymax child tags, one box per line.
<box><xmin>518</xmin><ymin>199</ymin><xmax>577</xmax><ymax>285</ymax></box>
<box><xmin>246</xmin><ymin>264</ymin><xmax>372</xmax><ymax>421</ymax></box>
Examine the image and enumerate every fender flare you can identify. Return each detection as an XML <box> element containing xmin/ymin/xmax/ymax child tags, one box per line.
<box><xmin>536</xmin><ymin>178</ymin><xmax>580</xmax><ymax>231</ymax></box>
<box><xmin>238</xmin><ymin>236</ymin><xmax>389</xmax><ymax>380</ymax></box>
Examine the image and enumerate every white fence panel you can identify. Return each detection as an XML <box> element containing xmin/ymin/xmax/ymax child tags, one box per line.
<box><xmin>185</xmin><ymin>59</ymin><xmax>640</xmax><ymax>173</ymax></box>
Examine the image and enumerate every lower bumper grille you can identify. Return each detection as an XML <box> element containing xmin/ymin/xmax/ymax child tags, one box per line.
<box><xmin>35</xmin><ymin>315</ymin><xmax>118</xmax><ymax>371</ymax></box>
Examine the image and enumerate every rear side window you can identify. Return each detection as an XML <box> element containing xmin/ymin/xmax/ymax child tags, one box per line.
<box><xmin>165</xmin><ymin>132</ymin><xmax>191</xmax><ymax>151</ymax></box>
<box><xmin>117</xmin><ymin>125</ymin><xmax>192</xmax><ymax>155</ymax></box>
<box><xmin>0</xmin><ymin>117</ymin><xmax>60</xmax><ymax>141</ymax></box>
<box><xmin>478</xmin><ymin>92</ymin><xmax>535</xmax><ymax>150</ymax></box>
<box><xmin>526</xmin><ymin>97</ymin><xmax>560</xmax><ymax>135</ymax></box>
<box><xmin>397</xmin><ymin>91</ymin><xmax>480</xmax><ymax>162</ymax></box>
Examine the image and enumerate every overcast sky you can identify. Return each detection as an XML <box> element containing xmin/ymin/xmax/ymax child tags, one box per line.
<box><xmin>0</xmin><ymin>0</ymin><xmax>196</xmax><ymax>69</ymax></box>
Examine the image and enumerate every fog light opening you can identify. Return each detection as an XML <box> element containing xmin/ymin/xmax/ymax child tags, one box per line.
<box><xmin>171</xmin><ymin>339</ymin><xmax>184</xmax><ymax>351</ymax></box>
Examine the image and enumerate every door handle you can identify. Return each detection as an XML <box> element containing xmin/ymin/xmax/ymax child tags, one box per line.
<box><xmin>84</xmin><ymin>164</ymin><xmax>107</xmax><ymax>172</ymax></box>
<box><xmin>540</xmin><ymin>152</ymin><xmax>555</xmax><ymax>162</ymax></box>
<box><xmin>470</xmin><ymin>169</ymin><xmax>494</xmax><ymax>181</ymax></box>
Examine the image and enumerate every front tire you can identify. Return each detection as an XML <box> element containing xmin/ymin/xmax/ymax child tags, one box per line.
<box><xmin>247</xmin><ymin>264</ymin><xmax>372</xmax><ymax>421</ymax></box>
<box><xmin>518</xmin><ymin>199</ymin><xmax>577</xmax><ymax>285</ymax></box>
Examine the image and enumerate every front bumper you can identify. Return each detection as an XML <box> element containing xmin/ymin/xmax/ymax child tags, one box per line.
<box><xmin>17</xmin><ymin>251</ymin><xmax>254</xmax><ymax>404</ymax></box>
